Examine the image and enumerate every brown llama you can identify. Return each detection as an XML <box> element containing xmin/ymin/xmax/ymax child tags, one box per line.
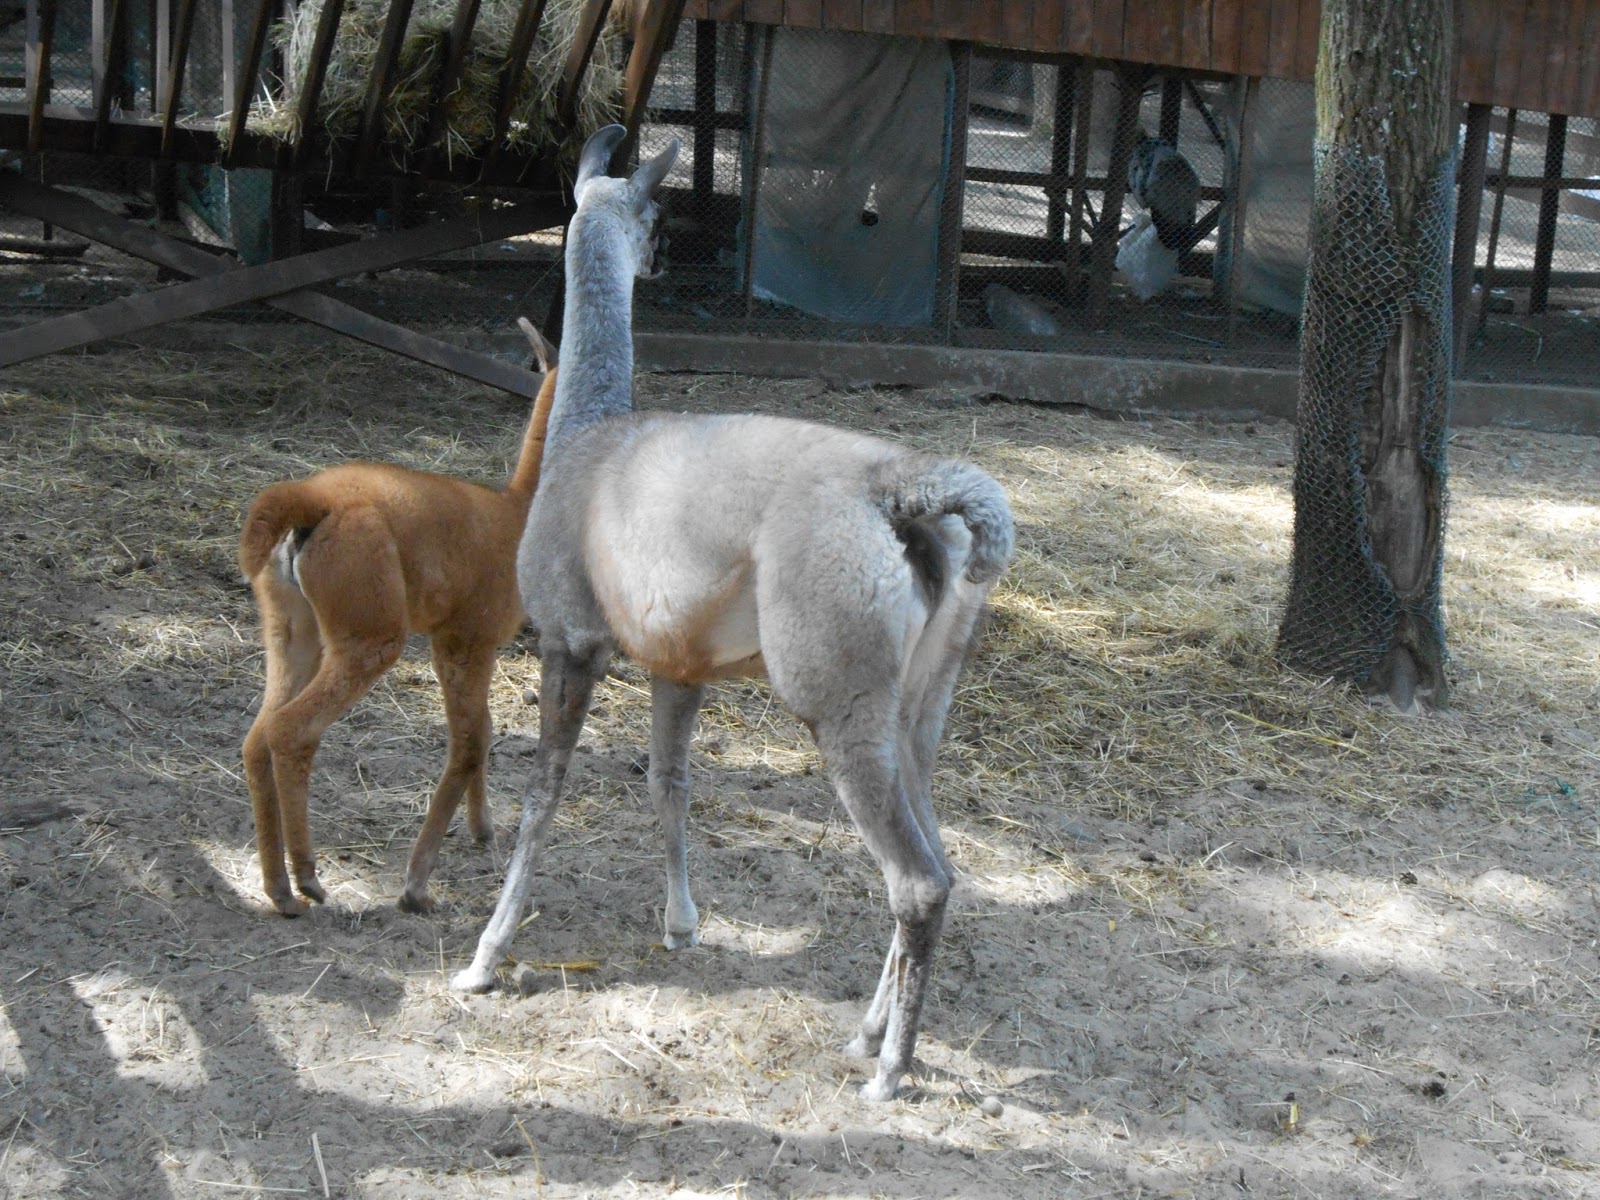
<box><xmin>238</xmin><ymin>322</ymin><xmax>556</xmax><ymax>916</ymax></box>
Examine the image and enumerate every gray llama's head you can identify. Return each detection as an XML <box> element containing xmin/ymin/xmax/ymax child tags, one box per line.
<box><xmin>571</xmin><ymin>125</ymin><xmax>680</xmax><ymax>280</ymax></box>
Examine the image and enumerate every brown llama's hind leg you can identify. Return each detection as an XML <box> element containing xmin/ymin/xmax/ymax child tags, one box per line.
<box><xmin>263</xmin><ymin>634</ymin><xmax>405</xmax><ymax>911</ymax></box>
<box><xmin>244</xmin><ymin>578</ymin><xmax>323</xmax><ymax>915</ymax></box>
<box><xmin>398</xmin><ymin>638</ymin><xmax>498</xmax><ymax>913</ymax></box>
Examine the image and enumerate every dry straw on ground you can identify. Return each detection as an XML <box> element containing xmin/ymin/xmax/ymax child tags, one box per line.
<box><xmin>1</xmin><ymin>333</ymin><xmax>1597</xmax><ymax>1199</ymax></box>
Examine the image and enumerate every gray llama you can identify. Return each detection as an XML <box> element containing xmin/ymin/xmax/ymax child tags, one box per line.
<box><xmin>453</xmin><ymin>125</ymin><xmax>1016</xmax><ymax>1102</ymax></box>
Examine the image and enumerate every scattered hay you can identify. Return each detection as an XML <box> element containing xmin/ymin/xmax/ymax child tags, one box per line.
<box><xmin>3</xmin><ymin>334</ymin><xmax>1600</xmax><ymax>1197</ymax></box>
<box><xmin>236</xmin><ymin>0</ymin><xmax>625</xmax><ymax>167</ymax></box>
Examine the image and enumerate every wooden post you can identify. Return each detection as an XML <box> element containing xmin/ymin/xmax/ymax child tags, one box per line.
<box><xmin>1086</xmin><ymin>67</ymin><xmax>1145</xmax><ymax>328</ymax></box>
<box><xmin>1044</xmin><ymin>58</ymin><xmax>1075</xmax><ymax>245</ymax></box>
<box><xmin>1158</xmin><ymin>74</ymin><xmax>1182</xmax><ymax>145</ymax></box>
<box><xmin>270</xmin><ymin>170</ymin><xmax>303</xmax><ymax>260</ymax></box>
<box><xmin>220</xmin><ymin>0</ymin><xmax>235</xmax><ymax>128</ymax></box>
<box><xmin>1529</xmin><ymin>113</ymin><xmax>1567</xmax><ymax>315</ymax></box>
<box><xmin>1451</xmin><ymin>102</ymin><xmax>1490</xmax><ymax>372</ymax></box>
<box><xmin>692</xmin><ymin>18</ymin><xmax>719</xmax><ymax>200</ymax></box>
<box><xmin>1474</xmin><ymin>108</ymin><xmax>1516</xmax><ymax>345</ymax></box>
<box><xmin>354</xmin><ymin>0</ymin><xmax>416</xmax><ymax>171</ymax></box>
<box><xmin>25</xmin><ymin>0</ymin><xmax>59</xmax><ymax>153</ymax></box>
<box><xmin>1221</xmin><ymin>74</ymin><xmax>1258</xmax><ymax>342</ymax></box>
<box><xmin>291</xmin><ymin>0</ymin><xmax>348</xmax><ymax>168</ymax></box>
<box><xmin>157</xmin><ymin>0</ymin><xmax>198</xmax><ymax>156</ymax></box>
<box><xmin>934</xmin><ymin>41</ymin><xmax>970</xmax><ymax>341</ymax></box>
<box><xmin>224</xmin><ymin>0</ymin><xmax>277</xmax><ymax>167</ymax></box>
<box><xmin>1065</xmin><ymin>58</ymin><xmax>1094</xmax><ymax>302</ymax></box>
<box><xmin>740</xmin><ymin>23</ymin><xmax>774</xmax><ymax>316</ymax></box>
<box><xmin>417</xmin><ymin>0</ymin><xmax>484</xmax><ymax>178</ymax></box>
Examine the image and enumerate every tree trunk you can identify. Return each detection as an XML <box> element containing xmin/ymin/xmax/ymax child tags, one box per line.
<box><xmin>1277</xmin><ymin>0</ymin><xmax>1456</xmax><ymax>713</ymax></box>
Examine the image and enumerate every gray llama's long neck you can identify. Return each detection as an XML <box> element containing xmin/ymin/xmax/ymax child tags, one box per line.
<box><xmin>546</xmin><ymin>207</ymin><xmax>637</xmax><ymax>446</ymax></box>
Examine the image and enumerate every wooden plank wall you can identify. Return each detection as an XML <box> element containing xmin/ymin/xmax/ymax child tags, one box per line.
<box><xmin>682</xmin><ymin>1</ymin><xmax>1600</xmax><ymax>118</ymax></box>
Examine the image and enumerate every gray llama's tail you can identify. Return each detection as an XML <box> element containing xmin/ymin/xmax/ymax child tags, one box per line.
<box><xmin>873</xmin><ymin>455</ymin><xmax>1016</xmax><ymax>587</ymax></box>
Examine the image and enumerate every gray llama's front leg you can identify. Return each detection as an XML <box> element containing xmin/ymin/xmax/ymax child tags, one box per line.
<box><xmin>450</xmin><ymin>768</ymin><xmax>564</xmax><ymax>991</ymax></box>
<box><xmin>650</xmin><ymin>676</ymin><xmax>705</xmax><ymax>949</ymax></box>
<box><xmin>452</xmin><ymin>647</ymin><xmax>607</xmax><ymax>992</ymax></box>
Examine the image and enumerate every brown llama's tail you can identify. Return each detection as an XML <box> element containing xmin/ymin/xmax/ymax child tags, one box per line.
<box><xmin>238</xmin><ymin>482</ymin><xmax>332</xmax><ymax>581</ymax></box>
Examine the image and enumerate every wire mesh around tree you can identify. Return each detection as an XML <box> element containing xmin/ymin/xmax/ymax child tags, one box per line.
<box><xmin>1277</xmin><ymin>144</ymin><xmax>1456</xmax><ymax>687</ymax></box>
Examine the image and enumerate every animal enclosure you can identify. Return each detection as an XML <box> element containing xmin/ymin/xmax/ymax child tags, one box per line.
<box><xmin>0</xmin><ymin>0</ymin><xmax>689</xmax><ymax>394</ymax></box>
<box><xmin>633</xmin><ymin>12</ymin><xmax>1600</xmax><ymax>391</ymax></box>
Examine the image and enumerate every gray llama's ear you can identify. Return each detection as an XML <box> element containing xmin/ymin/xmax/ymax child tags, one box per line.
<box><xmin>516</xmin><ymin>317</ymin><xmax>556</xmax><ymax>374</ymax></box>
<box><xmin>576</xmin><ymin>124</ymin><xmax>627</xmax><ymax>192</ymax></box>
<box><xmin>629</xmin><ymin>137</ymin><xmax>680</xmax><ymax>211</ymax></box>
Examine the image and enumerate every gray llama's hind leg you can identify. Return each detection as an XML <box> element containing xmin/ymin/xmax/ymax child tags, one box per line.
<box><xmin>821</xmin><ymin>723</ymin><xmax>951</xmax><ymax>1102</ymax></box>
<box><xmin>898</xmin><ymin>596</ymin><xmax>987</xmax><ymax>879</ymax></box>
<box><xmin>650</xmin><ymin>675</ymin><xmax>705</xmax><ymax>949</ymax></box>
<box><xmin>452</xmin><ymin>643</ymin><xmax>611</xmax><ymax>992</ymax></box>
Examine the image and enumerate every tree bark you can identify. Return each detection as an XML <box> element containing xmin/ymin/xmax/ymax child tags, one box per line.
<box><xmin>1278</xmin><ymin>0</ymin><xmax>1456</xmax><ymax>713</ymax></box>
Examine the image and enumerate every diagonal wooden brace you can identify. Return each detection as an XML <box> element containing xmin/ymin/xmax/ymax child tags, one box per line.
<box><xmin>0</xmin><ymin>174</ymin><xmax>567</xmax><ymax>397</ymax></box>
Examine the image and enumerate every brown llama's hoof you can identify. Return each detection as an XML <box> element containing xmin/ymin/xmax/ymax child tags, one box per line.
<box><xmin>397</xmin><ymin>888</ymin><xmax>436</xmax><ymax>915</ymax></box>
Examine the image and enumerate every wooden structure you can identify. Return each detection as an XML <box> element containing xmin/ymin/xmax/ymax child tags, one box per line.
<box><xmin>668</xmin><ymin>2</ymin><xmax>1600</xmax><ymax>337</ymax></box>
<box><xmin>0</xmin><ymin>0</ymin><xmax>689</xmax><ymax>394</ymax></box>
<box><xmin>683</xmin><ymin>1</ymin><xmax>1600</xmax><ymax>119</ymax></box>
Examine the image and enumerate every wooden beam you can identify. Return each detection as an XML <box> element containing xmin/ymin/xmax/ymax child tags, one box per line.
<box><xmin>418</xmin><ymin>0</ymin><xmax>485</xmax><ymax>175</ymax></box>
<box><xmin>1044</xmin><ymin>58</ymin><xmax>1075</xmax><ymax>243</ymax></box>
<box><xmin>1474</xmin><ymin>108</ymin><xmax>1517</xmax><ymax>346</ymax></box>
<box><xmin>92</xmin><ymin>0</ymin><xmax>130</xmax><ymax>152</ymax></box>
<box><xmin>221</xmin><ymin>0</ymin><xmax>236</xmax><ymax>129</ymax></box>
<box><xmin>1452</xmin><ymin>102</ymin><xmax>1491</xmax><ymax>371</ymax></box>
<box><xmin>154</xmin><ymin>0</ymin><xmax>170</xmax><ymax>116</ymax></box>
<box><xmin>0</xmin><ymin>104</ymin><xmax>568</xmax><ymax>189</ymax></box>
<box><xmin>691</xmin><ymin>18</ymin><xmax>717</xmax><ymax>199</ymax></box>
<box><xmin>1158</xmin><ymin>73</ymin><xmax>1182</xmax><ymax>144</ymax></box>
<box><xmin>1065</xmin><ymin>58</ymin><xmax>1095</xmax><ymax>300</ymax></box>
<box><xmin>158</xmin><ymin>0</ymin><xmax>199</xmax><ymax>156</ymax></box>
<box><xmin>0</xmin><ymin>175</ymin><xmax>548</xmax><ymax>397</ymax></box>
<box><xmin>225</xmin><ymin>0</ymin><xmax>278</xmax><ymax>166</ymax></box>
<box><xmin>1529</xmin><ymin>113</ymin><xmax>1567</xmax><ymax>315</ymax></box>
<box><xmin>1085</xmin><ymin>66</ymin><xmax>1144</xmax><ymax>328</ymax></box>
<box><xmin>483</xmin><ymin>0</ymin><xmax>550</xmax><ymax>168</ymax></box>
<box><xmin>1220</xmin><ymin>74</ymin><xmax>1257</xmax><ymax>341</ymax></box>
<box><xmin>0</xmin><ymin>174</ymin><xmax>567</xmax><ymax>369</ymax></box>
<box><xmin>556</xmin><ymin>0</ymin><xmax>614</xmax><ymax>129</ymax></box>
<box><xmin>292</xmin><ymin>0</ymin><xmax>348</xmax><ymax>167</ymax></box>
<box><xmin>25</xmin><ymin>0</ymin><xmax>59</xmax><ymax>153</ymax></box>
<box><xmin>355</xmin><ymin>0</ymin><xmax>416</xmax><ymax>171</ymax></box>
<box><xmin>0</xmin><ymin>233</ymin><xmax>89</xmax><ymax>257</ymax></box>
<box><xmin>617</xmin><ymin>0</ymin><xmax>690</xmax><ymax>160</ymax></box>
<box><xmin>272</xmin><ymin>290</ymin><xmax>546</xmax><ymax>395</ymax></box>
<box><xmin>934</xmin><ymin>41</ymin><xmax>970</xmax><ymax>341</ymax></box>
<box><xmin>740</xmin><ymin>23</ymin><xmax>774</xmax><ymax>316</ymax></box>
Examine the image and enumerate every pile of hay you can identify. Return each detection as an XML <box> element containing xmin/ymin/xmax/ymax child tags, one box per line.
<box><xmin>240</xmin><ymin>0</ymin><xmax>624</xmax><ymax>166</ymax></box>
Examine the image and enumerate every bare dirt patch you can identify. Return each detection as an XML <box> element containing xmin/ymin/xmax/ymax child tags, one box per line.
<box><xmin>1</xmin><ymin>331</ymin><xmax>1597</xmax><ymax>1199</ymax></box>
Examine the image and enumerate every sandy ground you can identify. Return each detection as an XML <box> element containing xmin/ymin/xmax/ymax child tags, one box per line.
<box><xmin>1</xmin><ymin>329</ymin><xmax>1598</xmax><ymax>1199</ymax></box>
